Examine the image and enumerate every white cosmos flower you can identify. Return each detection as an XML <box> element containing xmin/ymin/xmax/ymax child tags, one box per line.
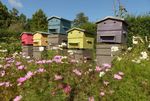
<box><xmin>111</xmin><ymin>46</ymin><xmax>119</xmax><ymax>52</ymax></box>
<box><xmin>99</xmin><ymin>71</ymin><xmax>105</xmax><ymax>77</ymax></box>
<box><xmin>139</xmin><ymin>51</ymin><xmax>148</xmax><ymax>60</ymax></box>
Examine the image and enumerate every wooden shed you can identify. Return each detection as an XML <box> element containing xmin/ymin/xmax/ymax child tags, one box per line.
<box><xmin>21</xmin><ymin>32</ymin><xmax>33</xmax><ymax>46</ymax></box>
<box><xmin>96</xmin><ymin>16</ymin><xmax>128</xmax><ymax>44</ymax></box>
<box><xmin>33</xmin><ymin>31</ymin><xmax>49</xmax><ymax>46</ymax></box>
<box><xmin>67</xmin><ymin>28</ymin><xmax>94</xmax><ymax>49</ymax></box>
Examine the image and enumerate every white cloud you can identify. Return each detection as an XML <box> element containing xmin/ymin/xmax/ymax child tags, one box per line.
<box><xmin>8</xmin><ymin>0</ymin><xmax>23</xmax><ymax>8</ymax></box>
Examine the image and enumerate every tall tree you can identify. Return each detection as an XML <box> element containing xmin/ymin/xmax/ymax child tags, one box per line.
<box><xmin>73</xmin><ymin>12</ymin><xmax>96</xmax><ymax>34</ymax></box>
<box><xmin>73</xmin><ymin>12</ymin><xmax>89</xmax><ymax>27</ymax></box>
<box><xmin>0</xmin><ymin>1</ymin><xmax>10</xmax><ymax>28</ymax></box>
<box><xmin>31</xmin><ymin>9</ymin><xmax>47</xmax><ymax>31</ymax></box>
<box><xmin>9</xmin><ymin>8</ymin><xmax>19</xmax><ymax>22</ymax></box>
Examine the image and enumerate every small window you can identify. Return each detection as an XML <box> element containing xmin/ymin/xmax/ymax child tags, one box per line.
<box><xmin>100</xmin><ymin>36</ymin><xmax>115</xmax><ymax>41</ymax></box>
<box><xmin>114</xmin><ymin>21</ymin><xmax>116</xmax><ymax>23</ymax></box>
<box><xmin>104</xmin><ymin>22</ymin><xmax>106</xmax><ymax>24</ymax></box>
<box><xmin>69</xmin><ymin>43</ymin><xmax>78</xmax><ymax>46</ymax></box>
<box><xmin>87</xmin><ymin>40</ymin><xmax>92</xmax><ymax>44</ymax></box>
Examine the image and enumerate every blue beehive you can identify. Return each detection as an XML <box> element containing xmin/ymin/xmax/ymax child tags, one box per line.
<box><xmin>47</xmin><ymin>16</ymin><xmax>72</xmax><ymax>35</ymax></box>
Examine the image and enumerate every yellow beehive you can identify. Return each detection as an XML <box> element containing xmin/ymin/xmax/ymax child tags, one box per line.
<box><xmin>33</xmin><ymin>31</ymin><xmax>49</xmax><ymax>46</ymax></box>
<box><xmin>67</xmin><ymin>28</ymin><xmax>94</xmax><ymax>49</ymax></box>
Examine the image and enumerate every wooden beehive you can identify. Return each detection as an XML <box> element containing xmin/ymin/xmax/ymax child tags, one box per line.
<box><xmin>96</xmin><ymin>16</ymin><xmax>128</xmax><ymax>44</ymax></box>
<box><xmin>47</xmin><ymin>16</ymin><xmax>72</xmax><ymax>35</ymax></box>
<box><xmin>47</xmin><ymin>34</ymin><xmax>67</xmax><ymax>49</ymax></box>
<box><xmin>33</xmin><ymin>31</ymin><xmax>49</xmax><ymax>47</ymax></box>
<box><xmin>67</xmin><ymin>28</ymin><xmax>94</xmax><ymax>49</ymax></box>
<box><xmin>21</xmin><ymin>32</ymin><xmax>33</xmax><ymax>46</ymax></box>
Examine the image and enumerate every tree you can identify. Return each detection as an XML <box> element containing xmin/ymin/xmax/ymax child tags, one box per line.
<box><xmin>80</xmin><ymin>22</ymin><xmax>96</xmax><ymax>34</ymax></box>
<box><xmin>73</xmin><ymin>12</ymin><xmax>96</xmax><ymax>34</ymax></box>
<box><xmin>31</xmin><ymin>9</ymin><xmax>48</xmax><ymax>31</ymax></box>
<box><xmin>73</xmin><ymin>12</ymin><xmax>89</xmax><ymax>27</ymax></box>
<box><xmin>0</xmin><ymin>1</ymin><xmax>10</xmax><ymax>28</ymax></box>
<box><xmin>9</xmin><ymin>8</ymin><xmax>19</xmax><ymax>22</ymax></box>
<box><xmin>19</xmin><ymin>13</ymin><xmax>26</xmax><ymax>23</ymax></box>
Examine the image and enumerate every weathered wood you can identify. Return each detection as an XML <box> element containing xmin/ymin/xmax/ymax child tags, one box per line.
<box><xmin>33</xmin><ymin>46</ymin><xmax>47</xmax><ymax>60</ymax></box>
<box><xmin>22</xmin><ymin>46</ymin><xmax>33</xmax><ymax>58</ymax></box>
<box><xmin>96</xmin><ymin>17</ymin><xmax>128</xmax><ymax>44</ymax></box>
<box><xmin>69</xmin><ymin>49</ymin><xmax>93</xmax><ymax>61</ymax></box>
<box><xmin>96</xmin><ymin>44</ymin><xmax>122</xmax><ymax>66</ymax></box>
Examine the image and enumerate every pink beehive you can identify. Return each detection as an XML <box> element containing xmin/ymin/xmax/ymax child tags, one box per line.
<box><xmin>21</xmin><ymin>32</ymin><xmax>33</xmax><ymax>46</ymax></box>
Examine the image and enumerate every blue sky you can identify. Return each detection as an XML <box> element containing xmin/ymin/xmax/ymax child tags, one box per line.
<box><xmin>1</xmin><ymin>0</ymin><xmax>150</xmax><ymax>22</ymax></box>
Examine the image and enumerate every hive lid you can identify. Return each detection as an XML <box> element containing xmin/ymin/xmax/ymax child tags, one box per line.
<box><xmin>47</xmin><ymin>16</ymin><xmax>71</xmax><ymax>22</ymax></box>
<box><xmin>96</xmin><ymin>16</ymin><xmax>128</xmax><ymax>25</ymax></box>
<box><xmin>20</xmin><ymin>32</ymin><xmax>33</xmax><ymax>36</ymax></box>
<box><xmin>34</xmin><ymin>31</ymin><xmax>50</xmax><ymax>35</ymax></box>
<box><xmin>67</xmin><ymin>27</ymin><xmax>94</xmax><ymax>35</ymax></box>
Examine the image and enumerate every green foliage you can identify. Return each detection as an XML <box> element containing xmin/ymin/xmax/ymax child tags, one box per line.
<box><xmin>73</xmin><ymin>12</ymin><xmax>96</xmax><ymax>38</ymax></box>
<box><xmin>31</xmin><ymin>9</ymin><xmax>48</xmax><ymax>32</ymax></box>
<box><xmin>73</xmin><ymin>12</ymin><xmax>89</xmax><ymax>27</ymax></box>
<box><xmin>125</xmin><ymin>14</ymin><xmax>150</xmax><ymax>46</ymax></box>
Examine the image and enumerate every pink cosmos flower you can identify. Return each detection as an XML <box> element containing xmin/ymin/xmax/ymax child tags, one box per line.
<box><xmin>114</xmin><ymin>74</ymin><xmax>122</xmax><ymax>80</ymax></box>
<box><xmin>13</xmin><ymin>95</ymin><xmax>22</xmax><ymax>101</ymax></box>
<box><xmin>63</xmin><ymin>85</ymin><xmax>71</xmax><ymax>94</ymax></box>
<box><xmin>5</xmin><ymin>82</ymin><xmax>12</xmax><ymax>87</ymax></box>
<box><xmin>36</xmin><ymin>60</ymin><xmax>43</xmax><ymax>64</ymax></box>
<box><xmin>4</xmin><ymin>64</ymin><xmax>11</xmax><ymax>68</ymax></box>
<box><xmin>95</xmin><ymin>66</ymin><xmax>102</xmax><ymax>72</ymax></box>
<box><xmin>54</xmin><ymin>74</ymin><xmax>63</xmax><ymax>80</ymax></box>
<box><xmin>37</xmin><ymin>68</ymin><xmax>46</xmax><ymax>73</ymax></box>
<box><xmin>70</xmin><ymin>59</ymin><xmax>77</xmax><ymax>63</ymax></box>
<box><xmin>17</xmin><ymin>65</ymin><xmax>25</xmax><ymax>70</ymax></box>
<box><xmin>25</xmin><ymin>71</ymin><xmax>33</xmax><ymax>79</ymax></box>
<box><xmin>46</xmin><ymin>60</ymin><xmax>52</xmax><ymax>63</ymax></box>
<box><xmin>118</xmin><ymin>71</ymin><xmax>124</xmax><ymax>76</ymax></box>
<box><xmin>53</xmin><ymin>55</ymin><xmax>62</xmax><ymax>63</ymax></box>
<box><xmin>102</xmin><ymin>63</ymin><xmax>111</xmax><ymax>69</ymax></box>
<box><xmin>0</xmin><ymin>70</ymin><xmax>5</xmax><ymax>77</ymax></box>
<box><xmin>88</xmin><ymin>96</ymin><xmax>95</xmax><ymax>101</ymax></box>
<box><xmin>17</xmin><ymin>77</ymin><xmax>27</xmax><ymax>83</ymax></box>
<box><xmin>0</xmin><ymin>82</ymin><xmax>5</xmax><ymax>86</ymax></box>
<box><xmin>15</xmin><ymin>62</ymin><xmax>21</xmax><ymax>66</ymax></box>
<box><xmin>73</xmin><ymin>69</ymin><xmax>82</xmax><ymax>76</ymax></box>
<box><xmin>100</xmin><ymin>91</ymin><xmax>105</xmax><ymax>96</ymax></box>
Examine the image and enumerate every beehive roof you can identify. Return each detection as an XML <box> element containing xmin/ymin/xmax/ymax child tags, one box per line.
<box><xmin>47</xmin><ymin>16</ymin><xmax>71</xmax><ymax>22</ymax></box>
<box><xmin>35</xmin><ymin>31</ymin><xmax>50</xmax><ymax>35</ymax></box>
<box><xmin>20</xmin><ymin>32</ymin><xmax>33</xmax><ymax>36</ymax></box>
<box><xmin>96</xmin><ymin>16</ymin><xmax>128</xmax><ymax>25</ymax></box>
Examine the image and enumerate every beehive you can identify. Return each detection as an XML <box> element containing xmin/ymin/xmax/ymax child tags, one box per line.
<box><xmin>47</xmin><ymin>34</ymin><xmax>67</xmax><ymax>50</ymax></box>
<box><xmin>21</xmin><ymin>32</ymin><xmax>33</xmax><ymax>46</ymax></box>
<box><xmin>48</xmin><ymin>16</ymin><xmax>72</xmax><ymax>35</ymax></box>
<box><xmin>96</xmin><ymin>16</ymin><xmax>128</xmax><ymax>44</ymax></box>
<box><xmin>67</xmin><ymin>28</ymin><xmax>94</xmax><ymax>49</ymax></box>
<box><xmin>33</xmin><ymin>31</ymin><xmax>49</xmax><ymax>46</ymax></box>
